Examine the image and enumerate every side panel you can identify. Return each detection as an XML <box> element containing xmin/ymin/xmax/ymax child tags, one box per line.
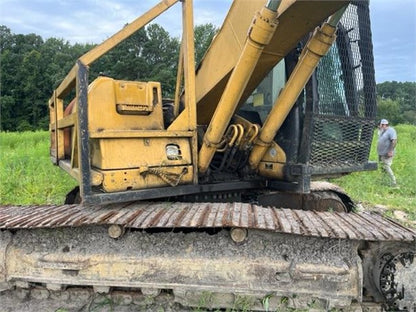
<box><xmin>91</xmin><ymin>138</ymin><xmax>192</xmax><ymax>169</ymax></box>
<box><xmin>87</xmin><ymin>77</ymin><xmax>164</xmax><ymax>133</ymax></box>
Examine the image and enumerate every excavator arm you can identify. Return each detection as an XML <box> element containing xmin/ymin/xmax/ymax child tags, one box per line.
<box><xmin>195</xmin><ymin>0</ymin><xmax>349</xmax><ymax>124</ymax></box>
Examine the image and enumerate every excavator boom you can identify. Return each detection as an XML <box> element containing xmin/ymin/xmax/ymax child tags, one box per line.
<box><xmin>195</xmin><ymin>0</ymin><xmax>349</xmax><ymax>124</ymax></box>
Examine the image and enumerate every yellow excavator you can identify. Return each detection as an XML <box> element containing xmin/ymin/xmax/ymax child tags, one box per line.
<box><xmin>1</xmin><ymin>0</ymin><xmax>415</xmax><ymax>310</ymax></box>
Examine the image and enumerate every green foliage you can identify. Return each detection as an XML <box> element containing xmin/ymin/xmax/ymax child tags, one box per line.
<box><xmin>0</xmin><ymin>96</ymin><xmax>15</xmax><ymax>130</ymax></box>
<box><xmin>262</xmin><ymin>294</ymin><xmax>273</xmax><ymax>311</ymax></box>
<box><xmin>232</xmin><ymin>295</ymin><xmax>254</xmax><ymax>311</ymax></box>
<box><xmin>194</xmin><ymin>23</ymin><xmax>218</xmax><ymax>66</ymax></box>
<box><xmin>0</xmin><ymin>131</ymin><xmax>77</xmax><ymax>204</ymax></box>
<box><xmin>89</xmin><ymin>294</ymin><xmax>114</xmax><ymax>312</ymax></box>
<box><xmin>376</xmin><ymin>81</ymin><xmax>416</xmax><ymax>125</ymax></box>
<box><xmin>0</xmin><ymin>26</ymin><xmax>90</xmax><ymax>132</ymax></box>
<box><xmin>196</xmin><ymin>291</ymin><xmax>214</xmax><ymax>310</ymax></box>
<box><xmin>331</xmin><ymin>124</ymin><xmax>416</xmax><ymax>220</ymax></box>
<box><xmin>377</xmin><ymin>97</ymin><xmax>401</xmax><ymax>125</ymax></box>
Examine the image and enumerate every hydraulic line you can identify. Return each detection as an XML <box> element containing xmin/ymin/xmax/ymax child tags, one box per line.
<box><xmin>198</xmin><ymin>1</ymin><xmax>281</xmax><ymax>173</ymax></box>
<box><xmin>249</xmin><ymin>7</ymin><xmax>347</xmax><ymax>170</ymax></box>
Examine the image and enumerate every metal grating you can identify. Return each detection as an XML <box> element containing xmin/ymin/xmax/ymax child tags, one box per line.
<box><xmin>310</xmin><ymin>117</ymin><xmax>373</xmax><ymax>167</ymax></box>
<box><xmin>1</xmin><ymin>203</ymin><xmax>415</xmax><ymax>242</ymax></box>
<box><xmin>310</xmin><ymin>1</ymin><xmax>376</xmax><ymax>168</ymax></box>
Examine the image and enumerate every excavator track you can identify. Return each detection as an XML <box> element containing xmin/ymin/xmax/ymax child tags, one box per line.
<box><xmin>1</xmin><ymin>203</ymin><xmax>415</xmax><ymax>311</ymax></box>
<box><xmin>0</xmin><ymin>202</ymin><xmax>413</xmax><ymax>239</ymax></box>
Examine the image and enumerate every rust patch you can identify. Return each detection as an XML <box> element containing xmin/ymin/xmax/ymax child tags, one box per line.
<box><xmin>0</xmin><ymin>203</ymin><xmax>415</xmax><ymax>242</ymax></box>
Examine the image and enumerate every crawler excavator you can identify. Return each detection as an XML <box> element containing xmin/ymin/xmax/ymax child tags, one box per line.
<box><xmin>1</xmin><ymin>0</ymin><xmax>415</xmax><ymax>310</ymax></box>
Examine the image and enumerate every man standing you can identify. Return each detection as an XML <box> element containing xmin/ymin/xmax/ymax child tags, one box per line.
<box><xmin>377</xmin><ymin>119</ymin><xmax>398</xmax><ymax>187</ymax></box>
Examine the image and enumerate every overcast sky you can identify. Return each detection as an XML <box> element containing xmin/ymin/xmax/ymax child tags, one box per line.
<box><xmin>1</xmin><ymin>0</ymin><xmax>415</xmax><ymax>83</ymax></box>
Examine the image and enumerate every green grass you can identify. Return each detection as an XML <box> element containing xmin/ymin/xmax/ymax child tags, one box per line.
<box><xmin>0</xmin><ymin>131</ymin><xmax>77</xmax><ymax>205</ymax></box>
<box><xmin>1</xmin><ymin>126</ymin><xmax>415</xmax><ymax>223</ymax></box>
<box><xmin>331</xmin><ymin>124</ymin><xmax>416</xmax><ymax>221</ymax></box>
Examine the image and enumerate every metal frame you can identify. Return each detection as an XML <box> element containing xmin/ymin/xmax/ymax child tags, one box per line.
<box><xmin>76</xmin><ymin>61</ymin><xmax>91</xmax><ymax>199</ymax></box>
<box><xmin>83</xmin><ymin>181</ymin><xmax>265</xmax><ymax>205</ymax></box>
<box><xmin>48</xmin><ymin>0</ymin><xmax>200</xmax><ymax>204</ymax></box>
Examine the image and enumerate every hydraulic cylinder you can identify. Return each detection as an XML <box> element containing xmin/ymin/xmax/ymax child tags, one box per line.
<box><xmin>249</xmin><ymin>8</ymin><xmax>346</xmax><ymax>170</ymax></box>
<box><xmin>198</xmin><ymin>1</ymin><xmax>280</xmax><ymax>173</ymax></box>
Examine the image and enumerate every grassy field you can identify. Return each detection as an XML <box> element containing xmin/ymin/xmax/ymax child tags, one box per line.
<box><xmin>331</xmin><ymin>124</ymin><xmax>416</xmax><ymax>221</ymax></box>
<box><xmin>0</xmin><ymin>131</ymin><xmax>77</xmax><ymax>205</ymax></box>
<box><xmin>1</xmin><ymin>127</ymin><xmax>415</xmax><ymax>222</ymax></box>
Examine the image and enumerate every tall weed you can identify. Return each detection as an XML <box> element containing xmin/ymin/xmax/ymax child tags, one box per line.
<box><xmin>0</xmin><ymin>131</ymin><xmax>77</xmax><ymax>204</ymax></box>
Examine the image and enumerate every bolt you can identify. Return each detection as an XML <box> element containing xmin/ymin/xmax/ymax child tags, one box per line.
<box><xmin>230</xmin><ymin>228</ymin><xmax>248</xmax><ymax>243</ymax></box>
<box><xmin>108</xmin><ymin>224</ymin><xmax>125</xmax><ymax>239</ymax></box>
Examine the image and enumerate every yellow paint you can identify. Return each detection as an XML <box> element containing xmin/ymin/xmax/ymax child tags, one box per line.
<box><xmin>195</xmin><ymin>0</ymin><xmax>348</xmax><ymax>125</ymax></box>
<box><xmin>198</xmin><ymin>5</ymin><xmax>279</xmax><ymax>173</ymax></box>
<box><xmin>101</xmin><ymin>165</ymin><xmax>193</xmax><ymax>192</ymax></box>
<box><xmin>85</xmin><ymin>78</ymin><xmax>194</xmax><ymax>190</ymax></box>
<box><xmin>49</xmin><ymin>0</ymin><xmax>199</xmax><ymax>194</ymax></box>
<box><xmin>88</xmin><ymin>77</ymin><xmax>164</xmax><ymax>132</ymax></box>
<box><xmin>249</xmin><ymin>20</ymin><xmax>338</xmax><ymax>170</ymax></box>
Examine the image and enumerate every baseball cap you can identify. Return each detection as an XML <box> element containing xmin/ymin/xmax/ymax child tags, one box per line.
<box><xmin>380</xmin><ymin>119</ymin><xmax>389</xmax><ymax>125</ymax></box>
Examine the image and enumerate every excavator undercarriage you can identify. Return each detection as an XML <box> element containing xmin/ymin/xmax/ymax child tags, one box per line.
<box><xmin>1</xmin><ymin>203</ymin><xmax>415</xmax><ymax>311</ymax></box>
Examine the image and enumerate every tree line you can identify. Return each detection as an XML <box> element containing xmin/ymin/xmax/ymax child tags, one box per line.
<box><xmin>376</xmin><ymin>81</ymin><xmax>415</xmax><ymax>126</ymax></box>
<box><xmin>1</xmin><ymin>25</ymin><xmax>415</xmax><ymax>131</ymax></box>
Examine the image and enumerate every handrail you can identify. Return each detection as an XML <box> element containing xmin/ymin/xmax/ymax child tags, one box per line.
<box><xmin>50</xmin><ymin>0</ymin><xmax>179</xmax><ymax>102</ymax></box>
